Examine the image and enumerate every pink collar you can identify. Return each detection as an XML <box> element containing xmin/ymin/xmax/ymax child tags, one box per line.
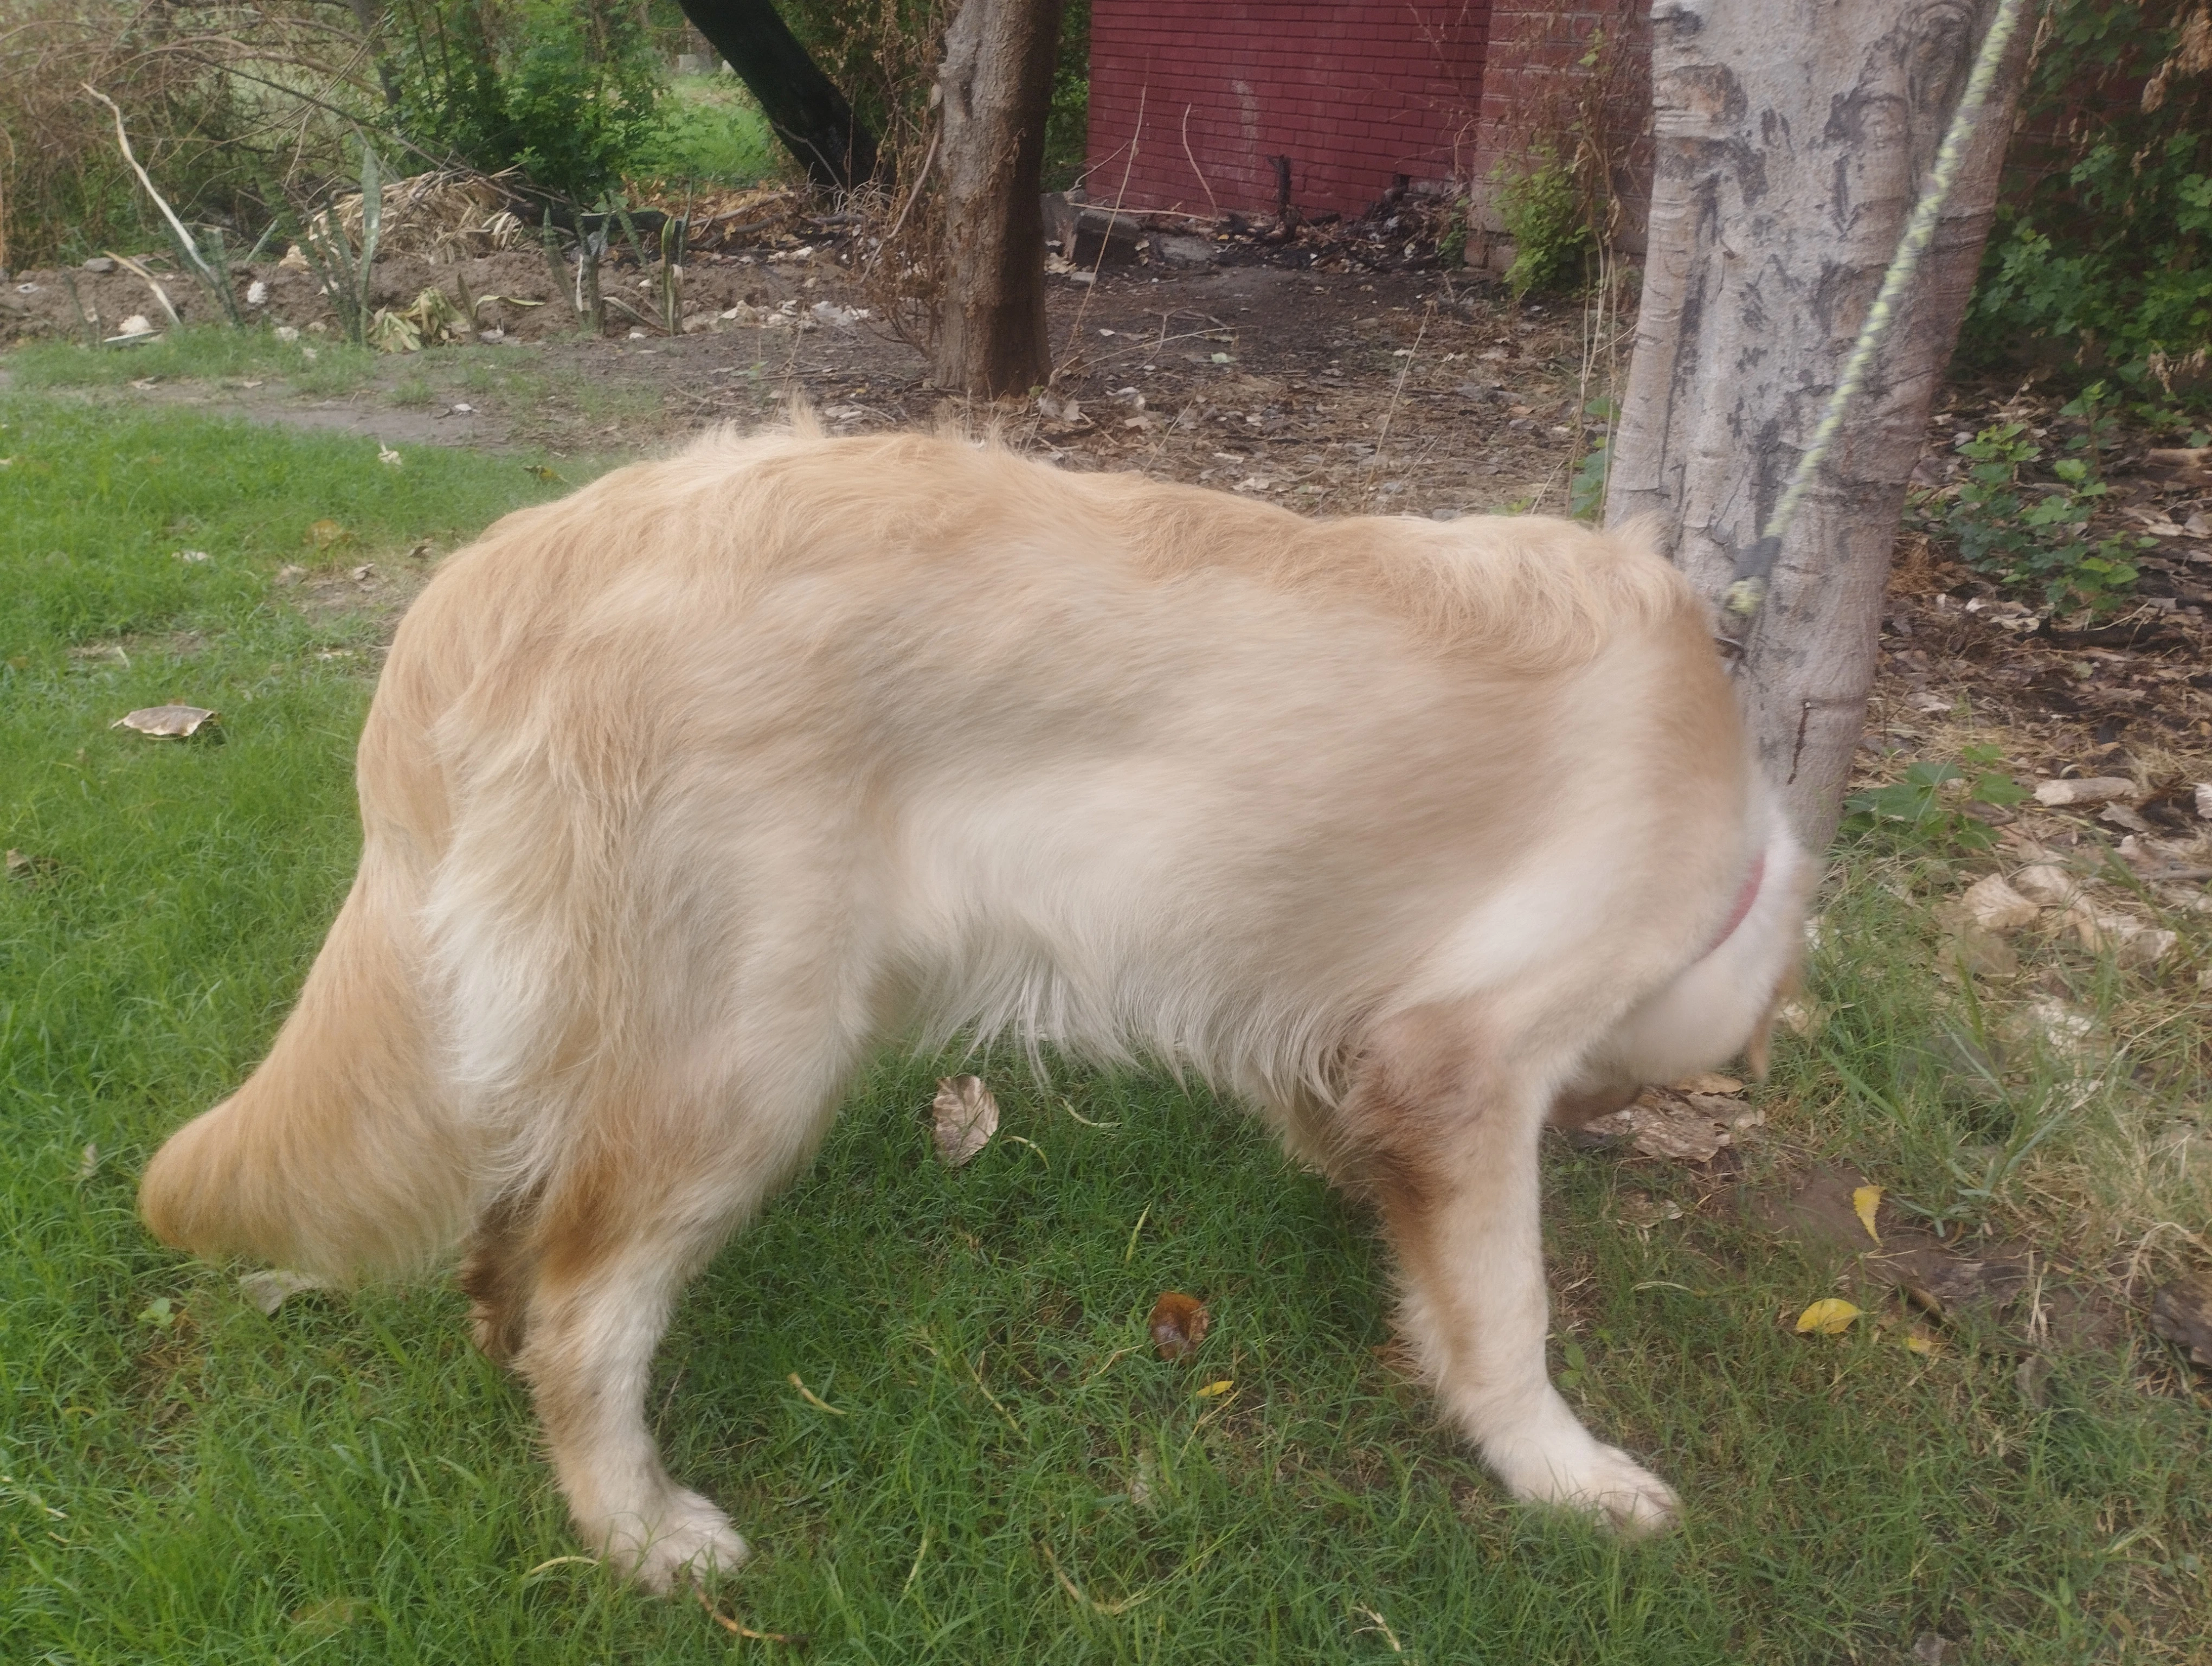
<box><xmin>1699</xmin><ymin>851</ymin><xmax>1766</xmax><ymax>960</ymax></box>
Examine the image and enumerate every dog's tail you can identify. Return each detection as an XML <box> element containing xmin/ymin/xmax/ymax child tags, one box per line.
<box><xmin>139</xmin><ymin>586</ymin><xmax>483</xmax><ymax>1281</ymax></box>
<box><xmin>138</xmin><ymin>854</ymin><xmax>474</xmax><ymax>1280</ymax></box>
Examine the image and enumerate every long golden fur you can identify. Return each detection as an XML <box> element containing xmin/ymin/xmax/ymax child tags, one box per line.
<box><xmin>142</xmin><ymin>422</ymin><xmax>1808</xmax><ymax>1588</ymax></box>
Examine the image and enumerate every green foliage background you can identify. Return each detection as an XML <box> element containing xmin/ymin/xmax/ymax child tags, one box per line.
<box><xmin>382</xmin><ymin>0</ymin><xmax>671</xmax><ymax>202</ymax></box>
<box><xmin>1963</xmin><ymin>0</ymin><xmax>2212</xmax><ymax>408</ymax></box>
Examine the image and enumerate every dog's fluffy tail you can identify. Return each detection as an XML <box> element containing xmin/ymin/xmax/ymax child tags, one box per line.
<box><xmin>140</xmin><ymin>574</ymin><xmax>482</xmax><ymax>1282</ymax></box>
<box><xmin>138</xmin><ymin>856</ymin><xmax>474</xmax><ymax>1280</ymax></box>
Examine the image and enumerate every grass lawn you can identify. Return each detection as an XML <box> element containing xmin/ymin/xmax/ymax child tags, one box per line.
<box><xmin>2</xmin><ymin>391</ymin><xmax>2207</xmax><ymax>1664</ymax></box>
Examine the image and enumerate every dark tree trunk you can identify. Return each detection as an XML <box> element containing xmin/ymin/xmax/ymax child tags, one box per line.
<box><xmin>673</xmin><ymin>0</ymin><xmax>880</xmax><ymax>189</ymax></box>
<box><xmin>931</xmin><ymin>0</ymin><xmax>1064</xmax><ymax>396</ymax></box>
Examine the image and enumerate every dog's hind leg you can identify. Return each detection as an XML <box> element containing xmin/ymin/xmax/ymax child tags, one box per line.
<box><xmin>1344</xmin><ymin>1002</ymin><xmax>1679</xmax><ymax>1534</ymax></box>
<box><xmin>505</xmin><ymin>1045</ymin><xmax>859</xmax><ymax>1591</ymax></box>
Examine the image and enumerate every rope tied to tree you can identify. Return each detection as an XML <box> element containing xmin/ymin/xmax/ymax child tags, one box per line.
<box><xmin>1721</xmin><ymin>0</ymin><xmax>2035</xmax><ymax>644</ymax></box>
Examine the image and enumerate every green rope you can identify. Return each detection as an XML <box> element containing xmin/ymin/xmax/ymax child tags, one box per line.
<box><xmin>1722</xmin><ymin>0</ymin><xmax>2034</xmax><ymax>624</ymax></box>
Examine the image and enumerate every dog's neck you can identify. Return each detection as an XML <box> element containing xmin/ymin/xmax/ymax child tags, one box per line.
<box><xmin>1699</xmin><ymin>851</ymin><xmax>1766</xmax><ymax>961</ymax></box>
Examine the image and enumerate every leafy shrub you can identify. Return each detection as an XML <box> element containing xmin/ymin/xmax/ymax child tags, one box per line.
<box><xmin>1841</xmin><ymin>747</ymin><xmax>2030</xmax><ymax>853</ymax></box>
<box><xmin>384</xmin><ymin>0</ymin><xmax>665</xmax><ymax>202</ymax></box>
<box><xmin>627</xmin><ymin>78</ymin><xmax>780</xmax><ymax>185</ymax></box>
<box><xmin>1909</xmin><ymin>385</ymin><xmax>2151</xmax><ymax>610</ymax></box>
<box><xmin>1964</xmin><ymin>0</ymin><xmax>2212</xmax><ymax>407</ymax></box>
<box><xmin>0</xmin><ymin>0</ymin><xmax>268</xmax><ymax>268</ymax></box>
<box><xmin>1492</xmin><ymin>150</ymin><xmax>1592</xmax><ymax>298</ymax></box>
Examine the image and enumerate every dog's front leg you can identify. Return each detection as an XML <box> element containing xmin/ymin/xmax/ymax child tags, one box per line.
<box><xmin>1347</xmin><ymin>1007</ymin><xmax>1679</xmax><ymax>1534</ymax></box>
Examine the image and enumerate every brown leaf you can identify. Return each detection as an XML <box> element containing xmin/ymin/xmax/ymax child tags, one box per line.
<box><xmin>1957</xmin><ymin>873</ymin><xmax>2040</xmax><ymax>933</ymax></box>
<box><xmin>2150</xmin><ymin>1272</ymin><xmax>2212</xmax><ymax>1368</ymax></box>
<box><xmin>7</xmin><ymin>848</ymin><xmax>60</xmax><ymax>883</ymax></box>
<box><xmin>2031</xmin><ymin>776</ymin><xmax>2136</xmax><ymax>808</ymax></box>
<box><xmin>1148</xmin><ymin>1291</ymin><xmax>1210</xmax><ymax>1360</ymax></box>
<box><xmin>1584</xmin><ymin>1088</ymin><xmax>1763</xmax><ymax>1163</ymax></box>
<box><xmin>930</xmin><ymin>1074</ymin><xmax>998</xmax><ymax>1167</ymax></box>
<box><xmin>1669</xmin><ymin>1072</ymin><xmax>1743</xmax><ymax>1095</ymax></box>
<box><xmin>112</xmin><ymin>703</ymin><xmax>217</xmax><ymax>738</ymax></box>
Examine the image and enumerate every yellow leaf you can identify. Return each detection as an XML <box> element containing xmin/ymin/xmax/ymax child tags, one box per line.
<box><xmin>1853</xmin><ymin>1184</ymin><xmax>1883</xmax><ymax>1246</ymax></box>
<box><xmin>1795</xmin><ymin>1298</ymin><xmax>1864</xmax><ymax>1336</ymax></box>
<box><xmin>1194</xmin><ymin>1379</ymin><xmax>1234</xmax><ymax>1397</ymax></box>
<box><xmin>1905</xmin><ymin>1332</ymin><xmax>1940</xmax><ymax>1356</ymax></box>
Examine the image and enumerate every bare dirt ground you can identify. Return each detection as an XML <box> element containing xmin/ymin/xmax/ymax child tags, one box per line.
<box><xmin>14</xmin><ymin>241</ymin><xmax>2210</xmax><ymax>772</ymax></box>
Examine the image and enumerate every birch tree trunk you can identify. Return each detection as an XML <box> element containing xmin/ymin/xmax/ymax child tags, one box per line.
<box><xmin>933</xmin><ymin>0</ymin><xmax>1064</xmax><ymax>396</ymax></box>
<box><xmin>1606</xmin><ymin>0</ymin><xmax>2032</xmax><ymax>852</ymax></box>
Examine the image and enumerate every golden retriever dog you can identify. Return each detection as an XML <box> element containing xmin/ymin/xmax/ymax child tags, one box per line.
<box><xmin>141</xmin><ymin>421</ymin><xmax>1807</xmax><ymax>1590</ymax></box>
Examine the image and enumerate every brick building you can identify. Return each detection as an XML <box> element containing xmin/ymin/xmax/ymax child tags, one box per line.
<box><xmin>1083</xmin><ymin>0</ymin><xmax>1648</xmax><ymax>247</ymax></box>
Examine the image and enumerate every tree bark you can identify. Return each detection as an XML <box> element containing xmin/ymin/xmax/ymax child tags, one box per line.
<box><xmin>1606</xmin><ymin>0</ymin><xmax>2031</xmax><ymax>852</ymax></box>
<box><xmin>673</xmin><ymin>0</ymin><xmax>880</xmax><ymax>189</ymax></box>
<box><xmin>931</xmin><ymin>0</ymin><xmax>1064</xmax><ymax>396</ymax></box>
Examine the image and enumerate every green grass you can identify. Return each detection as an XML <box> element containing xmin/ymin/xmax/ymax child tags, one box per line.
<box><xmin>3</xmin><ymin>399</ymin><xmax>2208</xmax><ymax>1662</ymax></box>
<box><xmin>631</xmin><ymin>74</ymin><xmax>780</xmax><ymax>188</ymax></box>
<box><xmin>8</xmin><ymin>326</ymin><xmax>380</xmax><ymax>396</ymax></box>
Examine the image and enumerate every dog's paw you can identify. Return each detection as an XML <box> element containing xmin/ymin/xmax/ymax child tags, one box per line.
<box><xmin>1533</xmin><ymin>1442</ymin><xmax>1680</xmax><ymax>1535</ymax></box>
<box><xmin>1485</xmin><ymin>1415</ymin><xmax>1681</xmax><ymax>1536</ymax></box>
<box><xmin>596</xmin><ymin>1489</ymin><xmax>751</xmax><ymax>1593</ymax></box>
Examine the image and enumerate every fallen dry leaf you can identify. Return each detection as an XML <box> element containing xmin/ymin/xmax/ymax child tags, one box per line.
<box><xmin>304</xmin><ymin>517</ymin><xmax>352</xmax><ymax>549</ymax></box>
<box><xmin>240</xmin><ymin>1267</ymin><xmax>325</xmax><ymax>1315</ymax></box>
<box><xmin>1777</xmin><ymin>997</ymin><xmax>1822</xmax><ymax>1036</ymax></box>
<box><xmin>930</xmin><ymin>1074</ymin><xmax>999</xmax><ymax>1166</ymax></box>
<box><xmin>2066</xmin><ymin>900</ymin><xmax>2178</xmax><ymax>967</ymax></box>
<box><xmin>1852</xmin><ymin>1185</ymin><xmax>1883</xmax><ymax>1246</ymax></box>
<box><xmin>1796</xmin><ymin>1297</ymin><xmax>1864</xmax><ymax>1336</ymax></box>
<box><xmin>1148</xmin><ymin>1291</ymin><xmax>1210</xmax><ymax>1360</ymax></box>
<box><xmin>112</xmin><ymin>703</ymin><xmax>217</xmax><ymax>738</ymax></box>
<box><xmin>2149</xmin><ymin>1272</ymin><xmax>2212</xmax><ymax>1368</ymax></box>
<box><xmin>1670</xmin><ymin>1072</ymin><xmax>1743</xmax><ymax>1095</ymax></box>
<box><xmin>2033</xmin><ymin>776</ymin><xmax>2137</xmax><ymax>808</ymax></box>
<box><xmin>7</xmin><ymin>848</ymin><xmax>61</xmax><ymax>883</ymax></box>
<box><xmin>1193</xmin><ymin>1379</ymin><xmax>1234</xmax><ymax>1397</ymax></box>
<box><xmin>1585</xmin><ymin>1088</ymin><xmax>1763</xmax><ymax>1162</ymax></box>
<box><xmin>1957</xmin><ymin>874</ymin><xmax>2040</xmax><ymax>933</ymax></box>
<box><xmin>2010</xmin><ymin>863</ymin><xmax>2082</xmax><ymax>908</ymax></box>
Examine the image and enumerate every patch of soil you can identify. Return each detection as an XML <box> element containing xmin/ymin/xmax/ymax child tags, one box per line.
<box><xmin>4</xmin><ymin>252</ymin><xmax>1597</xmax><ymax>525</ymax></box>
<box><xmin>1747</xmin><ymin>1162</ymin><xmax>2129</xmax><ymax>1354</ymax></box>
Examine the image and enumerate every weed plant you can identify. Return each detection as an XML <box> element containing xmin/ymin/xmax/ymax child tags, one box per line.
<box><xmin>1963</xmin><ymin>0</ymin><xmax>2212</xmax><ymax>409</ymax></box>
<box><xmin>3</xmin><ymin>400</ymin><xmax>2208</xmax><ymax>1662</ymax></box>
<box><xmin>1908</xmin><ymin>384</ymin><xmax>2153</xmax><ymax>611</ymax></box>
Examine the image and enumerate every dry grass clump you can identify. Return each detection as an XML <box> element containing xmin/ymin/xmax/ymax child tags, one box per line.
<box><xmin>320</xmin><ymin>169</ymin><xmax>524</xmax><ymax>263</ymax></box>
<box><xmin>0</xmin><ymin>0</ymin><xmax>380</xmax><ymax>270</ymax></box>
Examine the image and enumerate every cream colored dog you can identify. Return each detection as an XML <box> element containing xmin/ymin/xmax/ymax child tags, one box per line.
<box><xmin>142</xmin><ymin>423</ymin><xmax>1807</xmax><ymax>1590</ymax></box>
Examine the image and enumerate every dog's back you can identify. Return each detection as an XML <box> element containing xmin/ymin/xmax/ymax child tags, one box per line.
<box><xmin>142</xmin><ymin>426</ymin><xmax>1802</xmax><ymax>1585</ymax></box>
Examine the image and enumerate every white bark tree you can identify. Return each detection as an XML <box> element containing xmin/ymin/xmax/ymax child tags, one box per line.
<box><xmin>1607</xmin><ymin>0</ymin><xmax>2034</xmax><ymax>851</ymax></box>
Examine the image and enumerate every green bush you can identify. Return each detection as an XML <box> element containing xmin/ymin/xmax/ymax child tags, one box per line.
<box><xmin>1492</xmin><ymin>150</ymin><xmax>1591</xmax><ymax>298</ymax></box>
<box><xmin>1908</xmin><ymin>384</ymin><xmax>2151</xmax><ymax>611</ymax></box>
<box><xmin>384</xmin><ymin>0</ymin><xmax>666</xmax><ymax>202</ymax></box>
<box><xmin>628</xmin><ymin>76</ymin><xmax>780</xmax><ymax>185</ymax></box>
<box><xmin>1964</xmin><ymin>0</ymin><xmax>2212</xmax><ymax>407</ymax></box>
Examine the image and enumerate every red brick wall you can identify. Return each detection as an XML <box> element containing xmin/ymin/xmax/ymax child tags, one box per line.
<box><xmin>1467</xmin><ymin>0</ymin><xmax>1650</xmax><ymax>252</ymax></box>
<box><xmin>1084</xmin><ymin>1</ymin><xmax>1493</xmax><ymax>222</ymax></box>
